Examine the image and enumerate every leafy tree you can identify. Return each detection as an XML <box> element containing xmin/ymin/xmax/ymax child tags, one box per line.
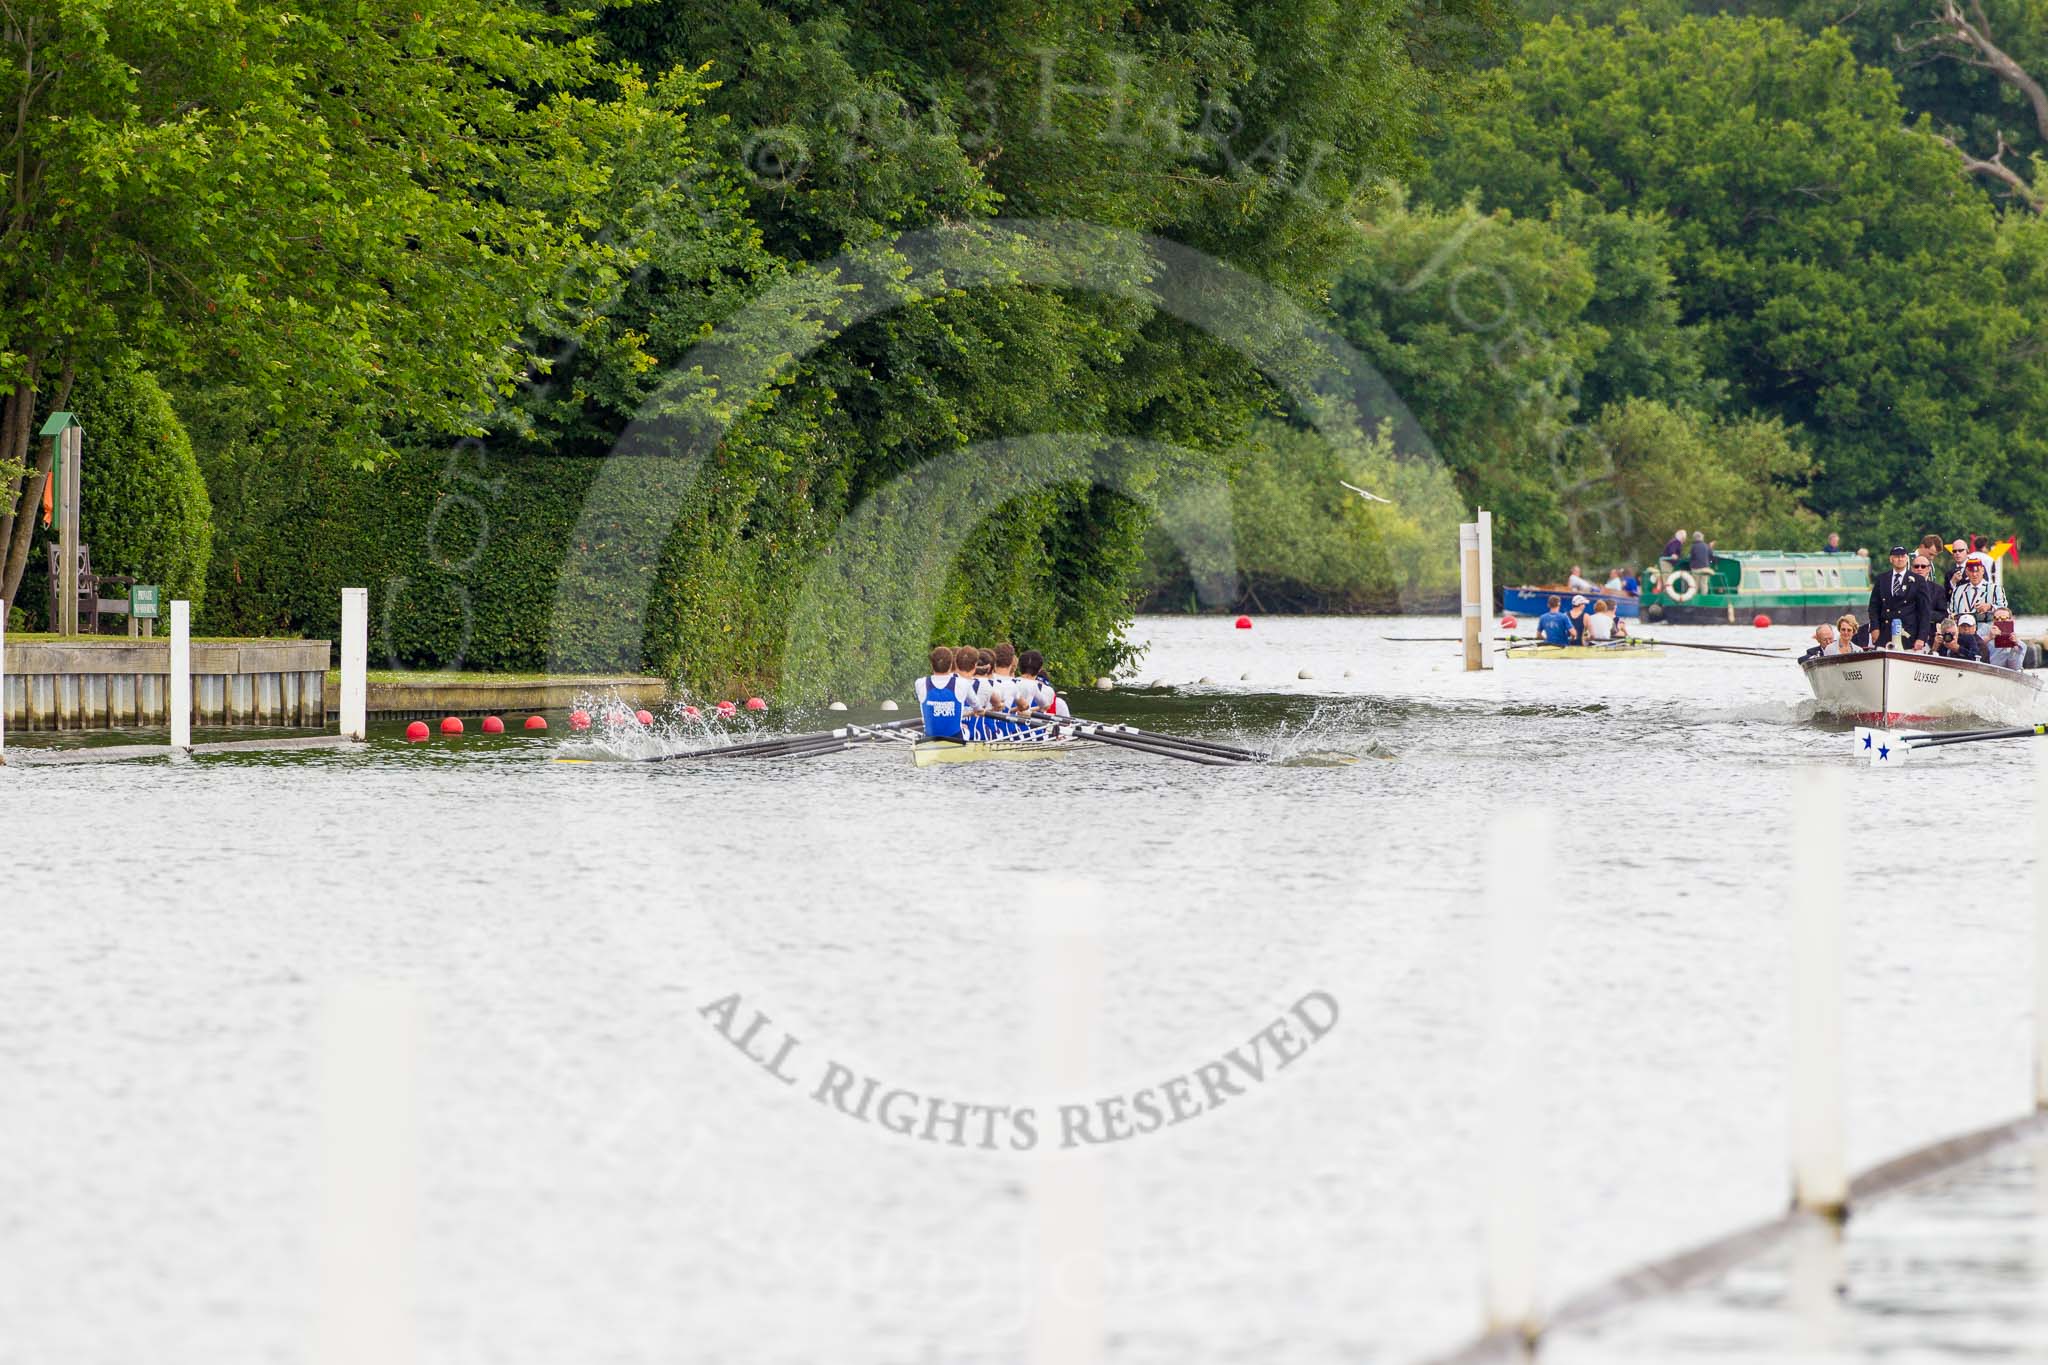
<box><xmin>1223</xmin><ymin>418</ymin><xmax>1465</xmax><ymax>611</ymax></box>
<box><xmin>1574</xmin><ymin>398</ymin><xmax>1822</xmax><ymax>565</ymax></box>
<box><xmin>0</xmin><ymin>0</ymin><xmax>708</xmax><ymax>607</ymax></box>
<box><xmin>1420</xmin><ymin>15</ymin><xmax>2048</xmax><ymax>550</ymax></box>
<box><xmin>1252</xmin><ymin>193</ymin><xmax>1723</xmax><ymax>595</ymax></box>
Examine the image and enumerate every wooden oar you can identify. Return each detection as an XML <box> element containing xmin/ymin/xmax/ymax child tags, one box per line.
<box><xmin>1024</xmin><ymin>712</ymin><xmax>1266</xmax><ymax>762</ymax></box>
<box><xmin>641</xmin><ymin>716</ymin><xmax>922</xmax><ymax>763</ymax></box>
<box><xmin>1857</xmin><ymin>722</ymin><xmax>2047</xmax><ymax>764</ymax></box>
<box><xmin>1068</xmin><ymin>725</ymin><xmax>1244</xmax><ymax>766</ymax></box>
<box><xmin>1500</xmin><ymin>634</ymin><xmax>1785</xmax><ymax>660</ymax></box>
<box><xmin>1632</xmin><ymin>637</ymin><xmax>1790</xmax><ymax>657</ymax></box>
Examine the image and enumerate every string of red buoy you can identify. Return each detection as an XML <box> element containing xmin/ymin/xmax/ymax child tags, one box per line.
<box><xmin>404</xmin><ymin>698</ymin><xmax>768</xmax><ymax>741</ymax></box>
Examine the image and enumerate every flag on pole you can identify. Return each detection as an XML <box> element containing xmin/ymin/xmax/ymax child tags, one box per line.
<box><xmin>1989</xmin><ymin>538</ymin><xmax>2016</xmax><ymax>560</ymax></box>
<box><xmin>40</xmin><ymin>462</ymin><xmax>52</xmax><ymax>528</ymax></box>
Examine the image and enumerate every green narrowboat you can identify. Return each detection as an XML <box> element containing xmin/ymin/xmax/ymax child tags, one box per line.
<box><xmin>1643</xmin><ymin>551</ymin><xmax>1869</xmax><ymax>625</ymax></box>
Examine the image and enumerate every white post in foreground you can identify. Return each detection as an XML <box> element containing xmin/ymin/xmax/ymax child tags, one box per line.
<box><xmin>340</xmin><ymin>588</ymin><xmax>368</xmax><ymax>741</ymax></box>
<box><xmin>1484</xmin><ymin>809</ymin><xmax>1551</xmax><ymax>1343</ymax></box>
<box><xmin>169</xmin><ymin>599</ymin><xmax>192</xmax><ymax>751</ymax></box>
<box><xmin>1791</xmin><ymin>769</ymin><xmax>1848</xmax><ymax>1218</ymax></box>
<box><xmin>1029</xmin><ymin>878</ymin><xmax>1104</xmax><ymax>1365</ymax></box>
<box><xmin>317</xmin><ymin>982</ymin><xmax>420</xmax><ymax>1365</ymax></box>
<box><xmin>1</xmin><ymin>597</ymin><xmax>8</xmax><ymax>762</ymax></box>
<box><xmin>1460</xmin><ymin>521</ymin><xmax>1483</xmax><ymax>673</ymax></box>
<box><xmin>2035</xmin><ymin>745</ymin><xmax>2048</xmax><ymax>1111</ymax></box>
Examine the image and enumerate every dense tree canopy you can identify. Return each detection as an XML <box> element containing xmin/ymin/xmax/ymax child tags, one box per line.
<box><xmin>0</xmin><ymin>0</ymin><xmax>715</xmax><ymax>609</ymax></box>
<box><xmin>1416</xmin><ymin>14</ymin><xmax>2048</xmax><ymax>560</ymax></box>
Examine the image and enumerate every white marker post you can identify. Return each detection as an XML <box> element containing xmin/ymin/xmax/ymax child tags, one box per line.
<box><xmin>169</xmin><ymin>599</ymin><xmax>192</xmax><ymax>752</ymax></box>
<box><xmin>1029</xmin><ymin>878</ymin><xmax>1104</xmax><ymax>1365</ymax></box>
<box><xmin>2036</xmin><ymin>745</ymin><xmax>2048</xmax><ymax>1111</ymax></box>
<box><xmin>1477</xmin><ymin>508</ymin><xmax>1496</xmax><ymax>670</ymax></box>
<box><xmin>1</xmin><ymin>597</ymin><xmax>8</xmax><ymax>762</ymax></box>
<box><xmin>1790</xmin><ymin>769</ymin><xmax>1848</xmax><ymax>1218</ymax></box>
<box><xmin>340</xmin><ymin>588</ymin><xmax>368</xmax><ymax>741</ymax></box>
<box><xmin>1484</xmin><ymin>809</ymin><xmax>1550</xmax><ymax>1343</ymax></box>
<box><xmin>316</xmin><ymin>982</ymin><xmax>419</xmax><ymax>1365</ymax></box>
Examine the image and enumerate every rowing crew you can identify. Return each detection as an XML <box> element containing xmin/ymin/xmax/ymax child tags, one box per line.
<box><xmin>1533</xmin><ymin>592</ymin><xmax>1628</xmax><ymax>646</ymax></box>
<box><xmin>914</xmin><ymin>643</ymin><xmax>1070</xmax><ymax>742</ymax></box>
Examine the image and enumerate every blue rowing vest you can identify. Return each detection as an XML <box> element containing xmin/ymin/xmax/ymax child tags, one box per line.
<box><xmin>921</xmin><ymin>676</ymin><xmax>964</xmax><ymax>740</ymax></box>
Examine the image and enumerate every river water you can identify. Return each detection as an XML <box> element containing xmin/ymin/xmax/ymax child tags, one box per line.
<box><xmin>3</xmin><ymin>615</ymin><xmax>2044</xmax><ymax>1364</ymax></box>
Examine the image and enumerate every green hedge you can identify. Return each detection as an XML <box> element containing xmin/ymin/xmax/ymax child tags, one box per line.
<box><xmin>14</xmin><ymin>359</ymin><xmax>211</xmax><ymax>628</ymax></box>
<box><xmin>195</xmin><ymin>435</ymin><xmax>1144</xmax><ymax>700</ymax></box>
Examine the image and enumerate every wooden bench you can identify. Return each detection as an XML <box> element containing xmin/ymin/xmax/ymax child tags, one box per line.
<box><xmin>45</xmin><ymin>543</ymin><xmax>142</xmax><ymax>635</ymax></box>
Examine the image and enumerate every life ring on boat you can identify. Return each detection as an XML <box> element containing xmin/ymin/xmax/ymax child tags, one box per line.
<box><xmin>1664</xmin><ymin>570</ymin><xmax>1699</xmax><ymax>602</ymax></box>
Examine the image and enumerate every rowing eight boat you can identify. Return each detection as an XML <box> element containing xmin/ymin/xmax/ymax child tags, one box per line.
<box><xmin>911</xmin><ymin>738</ymin><xmax>1074</xmax><ymax>767</ymax></box>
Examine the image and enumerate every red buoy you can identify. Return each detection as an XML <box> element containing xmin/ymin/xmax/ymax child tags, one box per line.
<box><xmin>634</xmin><ymin>709</ymin><xmax>653</xmax><ymax>727</ymax></box>
<box><xmin>481</xmin><ymin>715</ymin><xmax>505</xmax><ymax>734</ymax></box>
<box><xmin>569</xmin><ymin>709</ymin><xmax>591</xmax><ymax>731</ymax></box>
<box><xmin>715</xmin><ymin>700</ymin><xmax>737</xmax><ymax>717</ymax></box>
<box><xmin>1500</xmin><ymin>615</ymin><xmax>1519</xmax><ymax>630</ymax></box>
<box><xmin>605</xmin><ymin>708</ymin><xmax>630</xmax><ymax>727</ymax></box>
<box><xmin>1234</xmin><ymin>616</ymin><xmax>1253</xmax><ymax>629</ymax></box>
<box><xmin>440</xmin><ymin>716</ymin><xmax>464</xmax><ymax>735</ymax></box>
<box><xmin>524</xmin><ymin>715</ymin><xmax>548</xmax><ymax>731</ymax></box>
<box><xmin>745</xmin><ymin>697</ymin><xmax>767</xmax><ymax>711</ymax></box>
<box><xmin>405</xmin><ymin>720</ymin><xmax>430</xmax><ymax>742</ymax></box>
<box><xmin>681</xmin><ymin>705</ymin><xmax>701</xmax><ymax>720</ymax></box>
<box><xmin>1753</xmin><ymin>613</ymin><xmax>1772</xmax><ymax>629</ymax></box>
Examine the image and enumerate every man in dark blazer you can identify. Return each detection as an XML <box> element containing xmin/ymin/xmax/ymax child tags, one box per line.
<box><xmin>1911</xmin><ymin>551</ymin><xmax>1948</xmax><ymax>625</ymax></box>
<box><xmin>1867</xmin><ymin>545</ymin><xmax>1931</xmax><ymax>649</ymax></box>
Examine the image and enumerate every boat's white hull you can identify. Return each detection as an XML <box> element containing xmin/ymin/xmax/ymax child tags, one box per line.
<box><xmin>1800</xmin><ymin>650</ymin><xmax>2042</xmax><ymax>724</ymax></box>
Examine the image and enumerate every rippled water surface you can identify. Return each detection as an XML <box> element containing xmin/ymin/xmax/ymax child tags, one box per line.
<box><xmin>5</xmin><ymin>615</ymin><xmax>2045</xmax><ymax>1364</ymax></box>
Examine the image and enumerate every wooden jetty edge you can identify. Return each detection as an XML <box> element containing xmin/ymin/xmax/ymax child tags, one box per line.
<box><xmin>1421</xmin><ymin>1110</ymin><xmax>2048</xmax><ymax>1365</ymax></box>
<box><xmin>1427</xmin><ymin>763</ymin><xmax>2048</xmax><ymax>1365</ymax></box>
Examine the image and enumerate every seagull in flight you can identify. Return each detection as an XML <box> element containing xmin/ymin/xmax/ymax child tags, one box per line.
<box><xmin>1338</xmin><ymin>479</ymin><xmax>1393</xmax><ymax>504</ymax></box>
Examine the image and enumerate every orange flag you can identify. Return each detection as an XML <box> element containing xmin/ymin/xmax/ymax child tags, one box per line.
<box><xmin>40</xmin><ymin>463</ymin><xmax>52</xmax><ymax>527</ymax></box>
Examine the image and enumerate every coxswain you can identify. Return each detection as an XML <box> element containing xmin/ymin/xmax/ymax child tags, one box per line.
<box><xmin>915</xmin><ymin>645</ymin><xmax>964</xmax><ymax>742</ymax></box>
